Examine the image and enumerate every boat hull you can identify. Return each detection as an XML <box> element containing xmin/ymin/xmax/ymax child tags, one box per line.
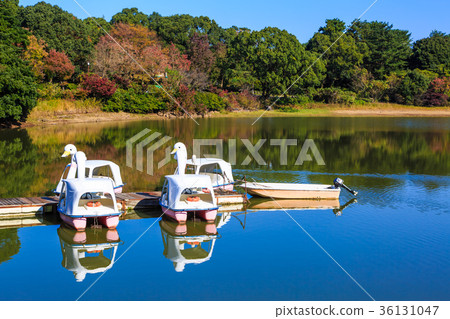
<box><xmin>59</xmin><ymin>213</ymin><xmax>87</xmax><ymax>231</ymax></box>
<box><xmin>59</xmin><ymin>213</ymin><xmax>120</xmax><ymax>230</ymax></box>
<box><xmin>246</xmin><ymin>186</ymin><xmax>340</xmax><ymax>199</ymax></box>
<box><xmin>161</xmin><ymin>206</ymin><xmax>218</xmax><ymax>223</ymax></box>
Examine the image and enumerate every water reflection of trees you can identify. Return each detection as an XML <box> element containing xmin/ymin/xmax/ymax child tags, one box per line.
<box><xmin>0</xmin><ymin>117</ymin><xmax>447</xmax><ymax>197</ymax></box>
<box><xmin>0</xmin><ymin>129</ymin><xmax>39</xmax><ymax>197</ymax></box>
<box><xmin>0</xmin><ymin>229</ymin><xmax>21</xmax><ymax>265</ymax></box>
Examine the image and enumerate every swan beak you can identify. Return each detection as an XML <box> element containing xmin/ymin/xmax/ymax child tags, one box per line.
<box><xmin>61</xmin><ymin>150</ymin><xmax>71</xmax><ymax>158</ymax></box>
<box><xmin>170</xmin><ymin>148</ymin><xmax>177</xmax><ymax>155</ymax></box>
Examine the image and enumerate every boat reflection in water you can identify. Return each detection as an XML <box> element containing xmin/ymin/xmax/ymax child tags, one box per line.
<box><xmin>160</xmin><ymin>218</ymin><xmax>219</xmax><ymax>272</ymax></box>
<box><xmin>57</xmin><ymin>226</ymin><xmax>121</xmax><ymax>282</ymax></box>
<box><xmin>246</xmin><ymin>198</ymin><xmax>357</xmax><ymax>216</ymax></box>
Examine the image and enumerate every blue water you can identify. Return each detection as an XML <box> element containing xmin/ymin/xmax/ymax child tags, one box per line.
<box><xmin>0</xmin><ymin>172</ymin><xmax>449</xmax><ymax>301</ymax></box>
<box><xmin>0</xmin><ymin>116</ymin><xmax>449</xmax><ymax>300</ymax></box>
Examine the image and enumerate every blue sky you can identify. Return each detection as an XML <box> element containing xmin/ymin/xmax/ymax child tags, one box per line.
<box><xmin>19</xmin><ymin>0</ymin><xmax>450</xmax><ymax>43</ymax></box>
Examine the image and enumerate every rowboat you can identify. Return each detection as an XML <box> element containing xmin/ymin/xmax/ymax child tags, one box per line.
<box><xmin>243</xmin><ymin>182</ymin><xmax>341</xmax><ymax>199</ymax></box>
<box><xmin>242</xmin><ymin>178</ymin><xmax>357</xmax><ymax>199</ymax></box>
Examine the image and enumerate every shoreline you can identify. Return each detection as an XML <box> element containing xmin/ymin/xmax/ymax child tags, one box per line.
<box><xmin>12</xmin><ymin>104</ymin><xmax>450</xmax><ymax>128</ymax></box>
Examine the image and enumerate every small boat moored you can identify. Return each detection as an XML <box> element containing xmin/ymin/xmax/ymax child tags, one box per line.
<box><xmin>243</xmin><ymin>181</ymin><xmax>341</xmax><ymax>199</ymax></box>
<box><xmin>242</xmin><ymin>178</ymin><xmax>357</xmax><ymax>199</ymax></box>
<box><xmin>159</xmin><ymin>174</ymin><xmax>219</xmax><ymax>223</ymax></box>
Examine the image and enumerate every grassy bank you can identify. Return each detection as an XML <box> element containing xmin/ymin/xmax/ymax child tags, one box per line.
<box><xmin>24</xmin><ymin>99</ymin><xmax>450</xmax><ymax>126</ymax></box>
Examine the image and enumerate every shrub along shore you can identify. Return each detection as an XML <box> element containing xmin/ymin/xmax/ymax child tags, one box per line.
<box><xmin>1</xmin><ymin>1</ymin><xmax>450</xmax><ymax>127</ymax></box>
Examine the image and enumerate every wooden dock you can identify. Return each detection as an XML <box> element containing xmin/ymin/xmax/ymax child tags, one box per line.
<box><xmin>0</xmin><ymin>190</ymin><xmax>247</xmax><ymax>222</ymax></box>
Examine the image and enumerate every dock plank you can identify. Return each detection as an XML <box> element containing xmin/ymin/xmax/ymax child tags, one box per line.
<box><xmin>0</xmin><ymin>191</ymin><xmax>245</xmax><ymax>218</ymax></box>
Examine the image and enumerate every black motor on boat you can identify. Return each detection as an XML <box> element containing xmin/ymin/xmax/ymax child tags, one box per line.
<box><xmin>334</xmin><ymin>177</ymin><xmax>358</xmax><ymax>196</ymax></box>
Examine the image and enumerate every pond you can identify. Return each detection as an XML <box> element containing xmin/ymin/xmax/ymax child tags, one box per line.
<box><xmin>0</xmin><ymin>116</ymin><xmax>449</xmax><ymax>300</ymax></box>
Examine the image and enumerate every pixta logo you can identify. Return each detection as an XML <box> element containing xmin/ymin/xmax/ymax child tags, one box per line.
<box><xmin>126</xmin><ymin>129</ymin><xmax>172</xmax><ymax>176</ymax></box>
<box><xmin>127</xmin><ymin>129</ymin><xmax>325</xmax><ymax>176</ymax></box>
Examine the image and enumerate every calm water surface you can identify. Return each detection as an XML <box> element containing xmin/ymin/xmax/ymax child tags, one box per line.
<box><xmin>0</xmin><ymin>116</ymin><xmax>449</xmax><ymax>300</ymax></box>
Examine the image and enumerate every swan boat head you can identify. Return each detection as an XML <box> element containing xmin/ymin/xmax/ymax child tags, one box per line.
<box><xmin>171</xmin><ymin>142</ymin><xmax>188</xmax><ymax>175</ymax></box>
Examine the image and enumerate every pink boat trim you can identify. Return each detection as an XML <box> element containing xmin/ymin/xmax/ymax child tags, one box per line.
<box><xmin>161</xmin><ymin>206</ymin><xmax>217</xmax><ymax>223</ymax></box>
<box><xmin>197</xmin><ymin>209</ymin><xmax>218</xmax><ymax>222</ymax></box>
<box><xmin>59</xmin><ymin>213</ymin><xmax>120</xmax><ymax>230</ymax></box>
<box><xmin>98</xmin><ymin>215</ymin><xmax>120</xmax><ymax>229</ymax></box>
<box><xmin>162</xmin><ymin>206</ymin><xmax>187</xmax><ymax>223</ymax></box>
<box><xmin>59</xmin><ymin>212</ymin><xmax>87</xmax><ymax>231</ymax></box>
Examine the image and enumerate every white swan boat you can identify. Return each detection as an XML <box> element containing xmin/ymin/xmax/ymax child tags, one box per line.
<box><xmin>171</xmin><ymin>142</ymin><xmax>234</xmax><ymax>190</ymax></box>
<box><xmin>185</xmin><ymin>157</ymin><xmax>234</xmax><ymax>191</ymax></box>
<box><xmin>57</xmin><ymin>149</ymin><xmax>121</xmax><ymax>230</ymax></box>
<box><xmin>159</xmin><ymin>174</ymin><xmax>219</xmax><ymax>223</ymax></box>
<box><xmin>57</xmin><ymin>178</ymin><xmax>121</xmax><ymax>230</ymax></box>
<box><xmin>54</xmin><ymin>144</ymin><xmax>124</xmax><ymax>194</ymax></box>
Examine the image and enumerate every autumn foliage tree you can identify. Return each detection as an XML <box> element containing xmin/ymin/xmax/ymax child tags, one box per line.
<box><xmin>81</xmin><ymin>73</ymin><xmax>117</xmax><ymax>100</ymax></box>
<box><xmin>422</xmin><ymin>77</ymin><xmax>450</xmax><ymax>106</ymax></box>
<box><xmin>43</xmin><ymin>49</ymin><xmax>75</xmax><ymax>82</ymax></box>
<box><xmin>94</xmin><ymin>23</ymin><xmax>167</xmax><ymax>84</ymax></box>
<box><xmin>23</xmin><ymin>34</ymin><xmax>48</xmax><ymax>82</ymax></box>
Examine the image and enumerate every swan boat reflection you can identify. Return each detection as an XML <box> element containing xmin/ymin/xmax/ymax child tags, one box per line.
<box><xmin>57</xmin><ymin>226</ymin><xmax>121</xmax><ymax>282</ymax></box>
<box><xmin>160</xmin><ymin>218</ymin><xmax>220</xmax><ymax>272</ymax></box>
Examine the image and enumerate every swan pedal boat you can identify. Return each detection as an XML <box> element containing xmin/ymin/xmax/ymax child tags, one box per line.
<box><xmin>182</xmin><ymin>158</ymin><xmax>234</xmax><ymax>191</ymax></box>
<box><xmin>243</xmin><ymin>182</ymin><xmax>341</xmax><ymax>199</ymax></box>
<box><xmin>55</xmin><ymin>160</ymin><xmax>124</xmax><ymax>195</ymax></box>
<box><xmin>159</xmin><ymin>174</ymin><xmax>219</xmax><ymax>223</ymax></box>
<box><xmin>57</xmin><ymin>178</ymin><xmax>122</xmax><ymax>231</ymax></box>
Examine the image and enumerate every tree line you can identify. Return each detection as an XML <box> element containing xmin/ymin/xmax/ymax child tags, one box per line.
<box><xmin>1</xmin><ymin>0</ymin><xmax>450</xmax><ymax>123</ymax></box>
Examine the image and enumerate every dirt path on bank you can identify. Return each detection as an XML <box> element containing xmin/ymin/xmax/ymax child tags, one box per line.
<box><xmin>19</xmin><ymin>106</ymin><xmax>450</xmax><ymax>127</ymax></box>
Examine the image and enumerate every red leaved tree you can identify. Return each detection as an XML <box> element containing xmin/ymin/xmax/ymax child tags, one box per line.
<box><xmin>81</xmin><ymin>73</ymin><xmax>117</xmax><ymax>100</ymax></box>
<box><xmin>94</xmin><ymin>23</ymin><xmax>169</xmax><ymax>84</ymax></box>
<box><xmin>422</xmin><ymin>77</ymin><xmax>450</xmax><ymax>106</ymax></box>
<box><xmin>43</xmin><ymin>49</ymin><xmax>75</xmax><ymax>82</ymax></box>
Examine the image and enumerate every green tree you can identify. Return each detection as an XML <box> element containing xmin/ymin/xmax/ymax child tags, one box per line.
<box><xmin>396</xmin><ymin>69</ymin><xmax>433</xmax><ymax>105</ymax></box>
<box><xmin>229</xmin><ymin>27</ymin><xmax>325</xmax><ymax>98</ymax></box>
<box><xmin>306</xmin><ymin>19</ymin><xmax>368</xmax><ymax>87</ymax></box>
<box><xmin>149</xmin><ymin>14</ymin><xmax>223</xmax><ymax>51</ymax></box>
<box><xmin>350</xmin><ymin>20</ymin><xmax>412</xmax><ymax>79</ymax></box>
<box><xmin>18</xmin><ymin>2</ymin><xmax>94</xmax><ymax>72</ymax></box>
<box><xmin>410</xmin><ymin>31</ymin><xmax>450</xmax><ymax>75</ymax></box>
<box><xmin>111</xmin><ymin>7</ymin><xmax>149</xmax><ymax>27</ymax></box>
<box><xmin>0</xmin><ymin>0</ymin><xmax>37</xmax><ymax>122</ymax></box>
<box><xmin>83</xmin><ymin>17</ymin><xmax>111</xmax><ymax>46</ymax></box>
